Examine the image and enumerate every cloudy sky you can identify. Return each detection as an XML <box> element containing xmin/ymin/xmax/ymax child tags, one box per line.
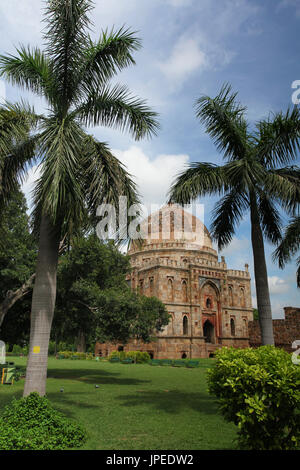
<box><xmin>1</xmin><ymin>0</ymin><xmax>300</xmax><ymax>317</ymax></box>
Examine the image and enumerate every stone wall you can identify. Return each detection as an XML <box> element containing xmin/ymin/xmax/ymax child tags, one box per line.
<box><xmin>248</xmin><ymin>306</ymin><xmax>300</xmax><ymax>352</ymax></box>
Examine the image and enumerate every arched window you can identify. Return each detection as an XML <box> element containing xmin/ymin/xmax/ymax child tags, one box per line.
<box><xmin>206</xmin><ymin>297</ymin><xmax>212</xmax><ymax>309</ymax></box>
<box><xmin>243</xmin><ymin>318</ymin><xmax>248</xmax><ymax>336</ymax></box>
<box><xmin>230</xmin><ymin>318</ymin><xmax>236</xmax><ymax>336</ymax></box>
<box><xmin>139</xmin><ymin>280</ymin><xmax>144</xmax><ymax>295</ymax></box>
<box><xmin>228</xmin><ymin>286</ymin><xmax>233</xmax><ymax>306</ymax></box>
<box><xmin>183</xmin><ymin>315</ymin><xmax>188</xmax><ymax>335</ymax></box>
<box><xmin>182</xmin><ymin>280</ymin><xmax>188</xmax><ymax>302</ymax></box>
<box><xmin>167</xmin><ymin>278</ymin><xmax>174</xmax><ymax>301</ymax></box>
<box><xmin>240</xmin><ymin>287</ymin><xmax>246</xmax><ymax>308</ymax></box>
<box><xmin>149</xmin><ymin>277</ymin><xmax>154</xmax><ymax>296</ymax></box>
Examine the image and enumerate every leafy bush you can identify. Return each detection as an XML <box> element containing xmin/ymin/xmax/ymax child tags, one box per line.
<box><xmin>57</xmin><ymin>351</ymin><xmax>93</xmax><ymax>360</ymax></box>
<box><xmin>207</xmin><ymin>346</ymin><xmax>300</xmax><ymax>450</ymax></box>
<box><xmin>0</xmin><ymin>393</ymin><xmax>86</xmax><ymax>450</ymax></box>
<box><xmin>108</xmin><ymin>350</ymin><xmax>150</xmax><ymax>363</ymax></box>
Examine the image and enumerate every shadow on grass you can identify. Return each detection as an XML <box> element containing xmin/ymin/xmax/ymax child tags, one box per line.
<box><xmin>116</xmin><ymin>389</ymin><xmax>219</xmax><ymax>415</ymax></box>
<box><xmin>47</xmin><ymin>367</ymin><xmax>150</xmax><ymax>386</ymax></box>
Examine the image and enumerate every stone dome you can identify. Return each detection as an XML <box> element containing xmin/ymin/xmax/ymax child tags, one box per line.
<box><xmin>128</xmin><ymin>204</ymin><xmax>213</xmax><ymax>253</ymax></box>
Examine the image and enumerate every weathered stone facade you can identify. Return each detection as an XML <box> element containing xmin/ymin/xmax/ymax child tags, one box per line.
<box><xmin>95</xmin><ymin>205</ymin><xmax>253</xmax><ymax>359</ymax></box>
<box><xmin>249</xmin><ymin>307</ymin><xmax>300</xmax><ymax>352</ymax></box>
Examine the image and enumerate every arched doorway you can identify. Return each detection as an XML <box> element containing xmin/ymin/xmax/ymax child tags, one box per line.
<box><xmin>203</xmin><ymin>320</ymin><xmax>215</xmax><ymax>344</ymax></box>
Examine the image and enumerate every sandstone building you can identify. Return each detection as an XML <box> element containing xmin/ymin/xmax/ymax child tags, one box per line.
<box><xmin>95</xmin><ymin>205</ymin><xmax>253</xmax><ymax>359</ymax></box>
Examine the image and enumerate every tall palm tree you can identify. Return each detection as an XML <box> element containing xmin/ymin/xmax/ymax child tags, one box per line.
<box><xmin>273</xmin><ymin>216</ymin><xmax>300</xmax><ymax>288</ymax></box>
<box><xmin>169</xmin><ymin>84</ymin><xmax>300</xmax><ymax>346</ymax></box>
<box><xmin>0</xmin><ymin>0</ymin><xmax>159</xmax><ymax>396</ymax></box>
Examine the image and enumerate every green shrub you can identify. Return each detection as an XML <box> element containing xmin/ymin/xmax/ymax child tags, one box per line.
<box><xmin>108</xmin><ymin>350</ymin><xmax>150</xmax><ymax>363</ymax></box>
<box><xmin>126</xmin><ymin>351</ymin><xmax>150</xmax><ymax>363</ymax></box>
<box><xmin>0</xmin><ymin>392</ymin><xmax>86</xmax><ymax>450</ymax></box>
<box><xmin>207</xmin><ymin>346</ymin><xmax>300</xmax><ymax>450</ymax></box>
<box><xmin>57</xmin><ymin>351</ymin><xmax>93</xmax><ymax>360</ymax></box>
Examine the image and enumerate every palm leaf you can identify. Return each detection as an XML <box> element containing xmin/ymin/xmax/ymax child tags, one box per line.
<box><xmin>255</xmin><ymin>106</ymin><xmax>300</xmax><ymax>168</ymax></box>
<box><xmin>0</xmin><ymin>46</ymin><xmax>56</xmax><ymax>105</ymax></box>
<box><xmin>195</xmin><ymin>83</ymin><xmax>249</xmax><ymax>162</ymax></box>
<box><xmin>74</xmin><ymin>83</ymin><xmax>159</xmax><ymax>140</ymax></box>
<box><xmin>210</xmin><ymin>188</ymin><xmax>248</xmax><ymax>250</ymax></box>
<box><xmin>77</xmin><ymin>27</ymin><xmax>141</xmax><ymax>97</ymax></box>
<box><xmin>169</xmin><ymin>162</ymin><xmax>228</xmax><ymax>205</ymax></box>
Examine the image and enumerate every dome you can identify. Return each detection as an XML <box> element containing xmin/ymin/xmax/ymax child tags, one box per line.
<box><xmin>129</xmin><ymin>204</ymin><xmax>213</xmax><ymax>252</ymax></box>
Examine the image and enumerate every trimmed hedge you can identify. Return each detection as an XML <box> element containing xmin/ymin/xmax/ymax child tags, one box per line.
<box><xmin>57</xmin><ymin>351</ymin><xmax>93</xmax><ymax>360</ymax></box>
<box><xmin>207</xmin><ymin>346</ymin><xmax>300</xmax><ymax>450</ymax></box>
<box><xmin>108</xmin><ymin>350</ymin><xmax>151</xmax><ymax>363</ymax></box>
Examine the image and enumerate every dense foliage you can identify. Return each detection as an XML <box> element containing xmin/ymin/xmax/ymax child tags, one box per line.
<box><xmin>207</xmin><ymin>346</ymin><xmax>300</xmax><ymax>450</ymax></box>
<box><xmin>108</xmin><ymin>350</ymin><xmax>151</xmax><ymax>363</ymax></box>
<box><xmin>53</xmin><ymin>235</ymin><xmax>170</xmax><ymax>349</ymax></box>
<box><xmin>0</xmin><ymin>392</ymin><xmax>86</xmax><ymax>450</ymax></box>
<box><xmin>0</xmin><ymin>187</ymin><xmax>36</xmax><ymax>344</ymax></box>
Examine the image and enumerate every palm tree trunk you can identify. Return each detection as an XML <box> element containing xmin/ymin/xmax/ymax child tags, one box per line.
<box><xmin>250</xmin><ymin>194</ymin><xmax>274</xmax><ymax>345</ymax></box>
<box><xmin>23</xmin><ymin>215</ymin><xmax>60</xmax><ymax>397</ymax></box>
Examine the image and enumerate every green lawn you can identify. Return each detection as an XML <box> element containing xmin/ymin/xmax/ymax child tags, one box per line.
<box><xmin>0</xmin><ymin>357</ymin><xmax>237</xmax><ymax>450</ymax></box>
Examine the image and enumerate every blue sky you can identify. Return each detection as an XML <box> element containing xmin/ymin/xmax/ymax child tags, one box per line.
<box><xmin>1</xmin><ymin>0</ymin><xmax>300</xmax><ymax>317</ymax></box>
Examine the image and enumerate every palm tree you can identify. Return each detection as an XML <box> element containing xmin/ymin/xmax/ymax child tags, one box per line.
<box><xmin>273</xmin><ymin>216</ymin><xmax>300</xmax><ymax>288</ymax></box>
<box><xmin>0</xmin><ymin>0</ymin><xmax>159</xmax><ymax>396</ymax></box>
<box><xmin>169</xmin><ymin>84</ymin><xmax>300</xmax><ymax>346</ymax></box>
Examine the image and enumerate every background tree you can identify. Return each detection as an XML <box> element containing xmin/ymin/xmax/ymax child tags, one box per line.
<box><xmin>53</xmin><ymin>234</ymin><xmax>170</xmax><ymax>351</ymax></box>
<box><xmin>53</xmin><ymin>235</ymin><xmax>131</xmax><ymax>351</ymax></box>
<box><xmin>273</xmin><ymin>216</ymin><xmax>300</xmax><ymax>288</ymax></box>
<box><xmin>94</xmin><ymin>289</ymin><xmax>170</xmax><ymax>346</ymax></box>
<box><xmin>0</xmin><ymin>186</ymin><xmax>36</xmax><ymax>331</ymax></box>
<box><xmin>0</xmin><ymin>0</ymin><xmax>159</xmax><ymax>396</ymax></box>
<box><xmin>169</xmin><ymin>84</ymin><xmax>300</xmax><ymax>345</ymax></box>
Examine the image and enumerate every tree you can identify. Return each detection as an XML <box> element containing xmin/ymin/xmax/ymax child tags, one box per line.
<box><xmin>53</xmin><ymin>235</ymin><xmax>170</xmax><ymax>351</ymax></box>
<box><xmin>53</xmin><ymin>234</ymin><xmax>132</xmax><ymax>351</ymax></box>
<box><xmin>169</xmin><ymin>84</ymin><xmax>300</xmax><ymax>345</ymax></box>
<box><xmin>273</xmin><ymin>216</ymin><xmax>300</xmax><ymax>288</ymax></box>
<box><xmin>94</xmin><ymin>289</ymin><xmax>170</xmax><ymax>345</ymax></box>
<box><xmin>0</xmin><ymin>0</ymin><xmax>159</xmax><ymax>396</ymax></box>
<box><xmin>0</xmin><ymin>187</ymin><xmax>36</xmax><ymax>330</ymax></box>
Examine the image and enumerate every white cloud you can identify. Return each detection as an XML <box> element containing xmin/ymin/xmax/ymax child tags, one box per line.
<box><xmin>159</xmin><ymin>37</ymin><xmax>207</xmax><ymax>89</ymax></box>
<box><xmin>268</xmin><ymin>276</ymin><xmax>290</xmax><ymax>295</ymax></box>
<box><xmin>112</xmin><ymin>145</ymin><xmax>189</xmax><ymax>208</ymax></box>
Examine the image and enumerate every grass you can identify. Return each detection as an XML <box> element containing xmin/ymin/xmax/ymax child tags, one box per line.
<box><xmin>0</xmin><ymin>357</ymin><xmax>237</xmax><ymax>450</ymax></box>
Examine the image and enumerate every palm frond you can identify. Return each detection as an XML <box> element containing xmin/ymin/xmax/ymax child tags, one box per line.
<box><xmin>257</xmin><ymin>192</ymin><xmax>282</xmax><ymax>244</ymax></box>
<box><xmin>273</xmin><ymin>216</ymin><xmax>300</xmax><ymax>268</ymax></box>
<box><xmin>32</xmin><ymin>116</ymin><xmax>86</xmax><ymax>234</ymax></box>
<box><xmin>211</xmin><ymin>189</ymin><xmax>248</xmax><ymax>250</ymax></box>
<box><xmin>255</xmin><ymin>106</ymin><xmax>300</xmax><ymax>168</ymax></box>
<box><xmin>74</xmin><ymin>83</ymin><xmax>159</xmax><ymax>140</ymax></box>
<box><xmin>168</xmin><ymin>162</ymin><xmax>228</xmax><ymax>205</ymax></box>
<box><xmin>81</xmin><ymin>137</ymin><xmax>141</xmax><ymax>243</ymax></box>
<box><xmin>264</xmin><ymin>166</ymin><xmax>300</xmax><ymax>213</ymax></box>
<box><xmin>77</xmin><ymin>27</ymin><xmax>141</xmax><ymax>97</ymax></box>
<box><xmin>0</xmin><ymin>46</ymin><xmax>56</xmax><ymax>105</ymax></box>
<box><xmin>43</xmin><ymin>0</ymin><xmax>93</xmax><ymax>112</ymax></box>
<box><xmin>195</xmin><ymin>83</ymin><xmax>249</xmax><ymax>161</ymax></box>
